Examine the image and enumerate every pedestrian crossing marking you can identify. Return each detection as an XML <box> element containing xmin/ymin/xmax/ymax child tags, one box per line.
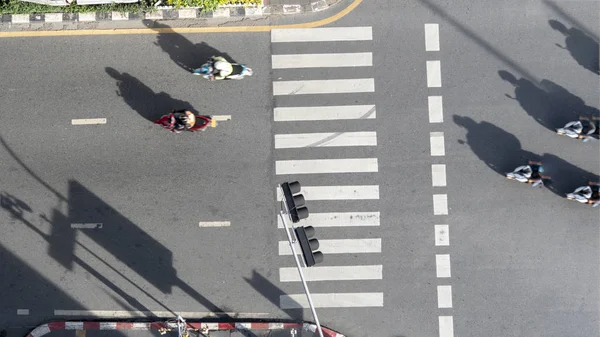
<box><xmin>274</xmin><ymin>105</ymin><xmax>376</xmax><ymax>121</ymax></box>
<box><xmin>276</xmin><ymin>158</ymin><xmax>378</xmax><ymax>174</ymax></box>
<box><xmin>275</xmin><ymin>131</ymin><xmax>377</xmax><ymax>148</ymax></box>
<box><xmin>276</xmin><ymin>185</ymin><xmax>380</xmax><ymax>201</ymax></box>
<box><xmin>280</xmin><ymin>293</ymin><xmax>384</xmax><ymax>308</ymax></box>
<box><xmin>279</xmin><ymin>238</ymin><xmax>381</xmax><ymax>255</ymax></box>
<box><xmin>273</xmin><ymin>79</ymin><xmax>375</xmax><ymax>95</ymax></box>
<box><xmin>271</xmin><ymin>27</ymin><xmax>373</xmax><ymax>43</ymax></box>
<box><xmin>277</xmin><ymin>212</ymin><xmax>380</xmax><ymax>228</ymax></box>
<box><xmin>272</xmin><ymin>52</ymin><xmax>372</xmax><ymax>69</ymax></box>
<box><xmin>279</xmin><ymin>265</ymin><xmax>382</xmax><ymax>282</ymax></box>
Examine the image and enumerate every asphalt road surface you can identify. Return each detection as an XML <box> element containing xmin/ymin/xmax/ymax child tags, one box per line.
<box><xmin>0</xmin><ymin>1</ymin><xmax>598</xmax><ymax>337</ymax></box>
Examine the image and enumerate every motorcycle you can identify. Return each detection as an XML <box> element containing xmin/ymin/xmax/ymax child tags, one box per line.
<box><xmin>506</xmin><ymin>161</ymin><xmax>549</xmax><ymax>187</ymax></box>
<box><xmin>192</xmin><ymin>56</ymin><xmax>253</xmax><ymax>80</ymax></box>
<box><xmin>154</xmin><ymin>110</ymin><xmax>216</xmax><ymax>133</ymax></box>
<box><xmin>556</xmin><ymin>117</ymin><xmax>599</xmax><ymax>142</ymax></box>
<box><xmin>566</xmin><ymin>183</ymin><xmax>600</xmax><ymax>207</ymax></box>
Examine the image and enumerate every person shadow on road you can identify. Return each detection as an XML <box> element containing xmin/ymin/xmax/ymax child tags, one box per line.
<box><xmin>549</xmin><ymin>19</ymin><xmax>600</xmax><ymax>75</ymax></box>
<box><xmin>105</xmin><ymin>67</ymin><xmax>198</xmax><ymax>122</ymax></box>
<box><xmin>498</xmin><ymin>70</ymin><xmax>599</xmax><ymax>132</ymax></box>
<box><xmin>142</xmin><ymin>20</ymin><xmax>237</xmax><ymax>72</ymax></box>
<box><xmin>453</xmin><ymin>115</ymin><xmax>540</xmax><ymax>176</ymax></box>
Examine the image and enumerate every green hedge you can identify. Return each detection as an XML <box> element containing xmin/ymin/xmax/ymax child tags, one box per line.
<box><xmin>0</xmin><ymin>0</ymin><xmax>261</xmax><ymax>15</ymax></box>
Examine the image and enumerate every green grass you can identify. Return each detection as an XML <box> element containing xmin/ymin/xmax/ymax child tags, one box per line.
<box><xmin>0</xmin><ymin>0</ymin><xmax>261</xmax><ymax>15</ymax></box>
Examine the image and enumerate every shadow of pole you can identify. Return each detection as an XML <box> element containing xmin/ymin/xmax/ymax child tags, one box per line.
<box><xmin>417</xmin><ymin>0</ymin><xmax>541</xmax><ymax>84</ymax></box>
<box><xmin>244</xmin><ymin>270</ymin><xmax>304</xmax><ymax>321</ymax></box>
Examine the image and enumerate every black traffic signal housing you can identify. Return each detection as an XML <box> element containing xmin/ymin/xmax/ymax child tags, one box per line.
<box><xmin>281</xmin><ymin>181</ymin><xmax>309</xmax><ymax>223</ymax></box>
<box><xmin>295</xmin><ymin>226</ymin><xmax>323</xmax><ymax>267</ymax></box>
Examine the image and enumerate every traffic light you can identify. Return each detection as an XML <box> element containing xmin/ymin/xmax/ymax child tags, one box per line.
<box><xmin>295</xmin><ymin>226</ymin><xmax>323</xmax><ymax>267</ymax></box>
<box><xmin>281</xmin><ymin>181</ymin><xmax>309</xmax><ymax>223</ymax></box>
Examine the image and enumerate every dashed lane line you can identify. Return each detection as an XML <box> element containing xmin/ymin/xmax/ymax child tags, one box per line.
<box><xmin>71</xmin><ymin>118</ymin><xmax>107</xmax><ymax>125</ymax></box>
<box><xmin>425</xmin><ymin>23</ymin><xmax>441</xmax><ymax>51</ymax></box>
<box><xmin>198</xmin><ymin>221</ymin><xmax>230</xmax><ymax>227</ymax></box>
<box><xmin>435</xmin><ymin>225</ymin><xmax>450</xmax><ymax>246</ymax></box>
<box><xmin>428</xmin><ymin>96</ymin><xmax>444</xmax><ymax>123</ymax></box>
<box><xmin>439</xmin><ymin>316</ymin><xmax>454</xmax><ymax>337</ymax></box>
<box><xmin>432</xmin><ymin>164</ymin><xmax>447</xmax><ymax>186</ymax></box>
<box><xmin>433</xmin><ymin>194</ymin><xmax>449</xmax><ymax>215</ymax></box>
<box><xmin>436</xmin><ymin>254</ymin><xmax>451</xmax><ymax>278</ymax></box>
<box><xmin>426</xmin><ymin>60</ymin><xmax>442</xmax><ymax>87</ymax></box>
<box><xmin>437</xmin><ymin>285</ymin><xmax>453</xmax><ymax>308</ymax></box>
<box><xmin>430</xmin><ymin>132</ymin><xmax>446</xmax><ymax>156</ymax></box>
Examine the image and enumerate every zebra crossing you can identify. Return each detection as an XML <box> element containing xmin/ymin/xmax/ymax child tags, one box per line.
<box><xmin>271</xmin><ymin>26</ymin><xmax>383</xmax><ymax>309</ymax></box>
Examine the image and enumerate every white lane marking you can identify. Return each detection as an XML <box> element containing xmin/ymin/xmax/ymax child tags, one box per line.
<box><xmin>428</xmin><ymin>96</ymin><xmax>444</xmax><ymax>123</ymax></box>
<box><xmin>426</xmin><ymin>60</ymin><xmax>442</xmax><ymax>87</ymax></box>
<box><xmin>198</xmin><ymin>221</ymin><xmax>230</xmax><ymax>227</ymax></box>
<box><xmin>54</xmin><ymin>310</ymin><xmax>270</xmax><ymax>318</ymax></box>
<box><xmin>71</xmin><ymin>118</ymin><xmax>107</xmax><ymax>125</ymax></box>
<box><xmin>71</xmin><ymin>223</ymin><xmax>103</xmax><ymax>229</ymax></box>
<box><xmin>275</xmin><ymin>132</ymin><xmax>377</xmax><ymax>148</ymax></box>
<box><xmin>437</xmin><ymin>286</ymin><xmax>453</xmax><ymax>308</ymax></box>
<box><xmin>274</xmin><ymin>105</ymin><xmax>376</xmax><ymax>121</ymax></box>
<box><xmin>277</xmin><ymin>212</ymin><xmax>380</xmax><ymax>228</ymax></box>
<box><xmin>279</xmin><ymin>238</ymin><xmax>381</xmax><ymax>255</ymax></box>
<box><xmin>430</xmin><ymin>132</ymin><xmax>446</xmax><ymax>156</ymax></box>
<box><xmin>435</xmin><ymin>224</ymin><xmax>450</xmax><ymax>246</ymax></box>
<box><xmin>100</xmin><ymin>322</ymin><xmax>117</xmax><ymax>329</ymax></box>
<box><xmin>280</xmin><ymin>292</ymin><xmax>383</xmax><ymax>308</ymax></box>
<box><xmin>272</xmin><ymin>53</ymin><xmax>373</xmax><ymax>69</ymax></box>
<box><xmin>432</xmin><ymin>164</ymin><xmax>447</xmax><ymax>186</ymax></box>
<box><xmin>436</xmin><ymin>254</ymin><xmax>451</xmax><ymax>278</ymax></box>
<box><xmin>433</xmin><ymin>194</ymin><xmax>449</xmax><ymax>215</ymax></box>
<box><xmin>17</xmin><ymin>309</ymin><xmax>29</xmax><ymax>315</ymax></box>
<box><xmin>279</xmin><ymin>265</ymin><xmax>382</xmax><ymax>282</ymax></box>
<box><xmin>439</xmin><ymin>316</ymin><xmax>454</xmax><ymax>337</ymax></box>
<box><xmin>211</xmin><ymin>115</ymin><xmax>231</xmax><ymax>121</ymax></box>
<box><xmin>276</xmin><ymin>158</ymin><xmax>378</xmax><ymax>174</ymax></box>
<box><xmin>273</xmin><ymin>79</ymin><xmax>375</xmax><ymax>95</ymax></box>
<box><xmin>276</xmin><ymin>185</ymin><xmax>380</xmax><ymax>201</ymax></box>
<box><xmin>271</xmin><ymin>27</ymin><xmax>373</xmax><ymax>42</ymax></box>
<box><xmin>425</xmin><ymin>23</ymin><xmax>440</xmax><ymax>51</ymax></box>
<box><xmin>65</xmin><ymin>322</ymin><xmax>84</xmax><ymax>330</ymax></box>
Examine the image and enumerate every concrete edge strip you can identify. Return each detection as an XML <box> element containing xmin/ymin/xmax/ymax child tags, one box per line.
<box><xmin>0</xmin><ymin>0</ymin><xmax>341</xmax><ymax>24</ymax></box>
<box><xmin>27</xmin><ymin>321</ymin><xmax>345</xmax><ymax>337</ymax></box>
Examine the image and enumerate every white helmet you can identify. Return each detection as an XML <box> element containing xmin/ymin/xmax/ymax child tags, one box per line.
<box><xmin>214</xmin><ymin>60</ymin><xmax>230</xmax><ymax>71</ymax></box>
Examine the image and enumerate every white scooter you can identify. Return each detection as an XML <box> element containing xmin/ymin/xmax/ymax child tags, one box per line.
<box><xmin>556</xmin><ymin>117</ymin><xmax>598</xmax><ymax>142</ymax></box>
<box><xmin>566</xmin><ymin>183</ymin><xmax>600</xmax><ymax>207</ymax></box>
<box><xmin>506</xmin><ymin>161</ymin><xmax>549</xmax><ymax>187</ymax></box>
<box><xmin>192</xmin><ymin>56</ymin><xmax>253</xmax><ymax>80</ymax></box>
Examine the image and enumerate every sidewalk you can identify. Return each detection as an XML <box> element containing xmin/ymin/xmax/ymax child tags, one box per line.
<box><xmin>26</xmin><ymin>321</ymin><xmax>346</xmax><ymax>337</ymax></box>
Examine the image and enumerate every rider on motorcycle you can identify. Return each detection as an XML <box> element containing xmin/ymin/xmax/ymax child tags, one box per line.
<box><xmin>513</xmin><ymin>161</ymin><xmax>544</xmax><ymax>186</ymax></box>
<box><xmin>209</xmin><ymin>56</ymin><xmax>233</xmax><ymax>81</ymax></box>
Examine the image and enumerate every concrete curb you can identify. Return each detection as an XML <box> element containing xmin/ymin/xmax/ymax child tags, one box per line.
<box><xmin>26</xmin><ymin>321</ymin><xmax>346</xmax><ymax>337</ymax></box>
<box><xmin>0</xmin><ymin>0</ymin><xmax>341</xmax><ymax>24</ymax></box>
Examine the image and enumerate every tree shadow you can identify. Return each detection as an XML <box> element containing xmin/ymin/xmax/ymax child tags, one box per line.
<box><xmin>105</xmin><ymin>67</ymin><xmax>198</xmax><ymax>122</ymax></box>
<box><xmin>143</xmin><ymin>20</ymin><xmax>237</xmax><ymax>72</ymax></box>
<box><xmin>498</xmin><ymin>70</ymin><xmax>600</xmax><ymax>131</ymax></box>
<box><xmin>453</xmin><ymin>115</ymin><xmax>539</xmax><ymax>176</ymax></box>
<box><xmin>549</xmin><ymin>19</ymin><xmax>599</xmax><ymax>75</ymax></box>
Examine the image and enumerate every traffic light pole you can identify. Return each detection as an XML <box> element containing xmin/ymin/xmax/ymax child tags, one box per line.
<box><xmin>278</xmin><ymin>209</ymin><xmax>324</xmax><ymax>337</ymax></box>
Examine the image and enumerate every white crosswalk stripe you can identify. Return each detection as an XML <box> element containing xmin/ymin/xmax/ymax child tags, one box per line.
<box><xmin>278</xmin><ymin>239</ymin><xmax>381</xmax><ymax>255</ymax></box>
<box><xmin>276</xmin><ymin>158</ymin><xmax>378</xmax><ymax>174</ymax></box>
<box><xmin>277</xmin><ymin>212</ymin><xmax>380</xmax><ymax>228</ymax></box>
<box><xmin>276</xmin><ymin>185</ymin><xmax>380</xmax><ymax>201</ymax></box>
<box><xmin>275</xmin><ymin>131</ymin><xmax>377</xmax><ymax>148</ymax></box>
<box><xmin>272</xmin><ymin>26</ymin><xmax>382</xmax><ymax>309</ymax></box>
<box><xmin>274</xmin><ymin>105</ymin><xmax>376</xmax><ymax>121</ymax></box>
<box><xmin>271</xmin><ymin>27</ymin><xmax>373</xmax><ymax>42</ymax></box>
<box><xmin>272</xmin><ymin>53</ymin><xmax>373</xmax><ymax>69</ymax></box>
<box><xmin>273</xmin><ymin>78</ymin><xmax>375</xmax><ymax>95</ymax></box>
<box><xmin>280</xmin><ymin>293</ymin><xmax>384</xmax><ymax>308</ymax></box>
<box><xmin>279</xmin><ymin>265</ymin><xmax>382</xmax><ymax>282</ymax></box>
